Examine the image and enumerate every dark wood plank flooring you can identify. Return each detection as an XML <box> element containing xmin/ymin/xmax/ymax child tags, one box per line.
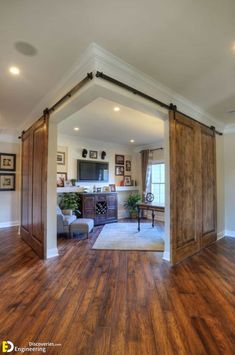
<box><xmin>0</xmin><ymin>226</ymin><xmax>235</xmax><ymax>354</ymax></box>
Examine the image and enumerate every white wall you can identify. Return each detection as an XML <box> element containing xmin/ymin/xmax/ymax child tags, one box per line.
<box><xmin>46</xmin><ymin>122</ymin><xmax>58</xmax><ymax>258</ymax></box>
<box><xmin>216</xmin><ymin>135</ymin><xmax>225</xmax><ymax>237</ymax></box>
<box><xmin>0</xmin><ymin>141</ymin><xmax>20</xmax><ymax>228</ymax></box>
<box><xmin>224</xmin><ymin>132</ymin><xmax>235</xmax><ymax>235</ymax></box>
<box><xmin>57</xmin><ymin>134</ymin><xmax>141</xmax><ymax>187</ymax></box>
<box><xmin>57</xmin><ymin>133</ymin><xmax>141</xmax><ymax>218</ymax></box>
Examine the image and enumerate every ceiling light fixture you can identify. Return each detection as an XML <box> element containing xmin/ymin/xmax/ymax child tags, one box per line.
<box><xmin>74</xmin><ymin>127</ymin><xmax>80</xmax><ymax>131</ymax></box>
<box><xmin>9</xmin><ymin>66</ymin><xmax>20</xmax><ymax>75</ymax></box>
<box><xmin>114</xmin><ymin>107</ymin><xmax>120</xmax><ymax>112</ymax></box>
<box><xmin>130</xmin><ymin>139</ymin><xmax>135</xmax><ymax>143</ymax></box>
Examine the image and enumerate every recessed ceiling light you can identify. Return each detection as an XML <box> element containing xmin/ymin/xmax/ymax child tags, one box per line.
<box><xmin>74</xmin><ymin>127</ymin><xmax>80</xmax><ymax>131</ymax></box>
<box><xmin>130</xmin><ymin>139</ymin><xmax>135</xmax><ymax>143</ymax></box>
<box><xmin>9</xmin><ymin>66</ymin><xmax>20</xmax><ymax>75</ymax></box>
<box><xmin>232</xmin><ymin>43</ymin><xmax>235</xmax><ymax>52</ymax></box>
<box><xmin>114</xmin><ymin>107</ymin><xmax>120</xmax><ymax>112</ymax></box>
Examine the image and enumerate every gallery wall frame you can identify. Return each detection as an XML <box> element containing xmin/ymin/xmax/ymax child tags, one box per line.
<box><xmin>0</xmin><ymin>173</ymin><xmax>16</xmax><ymax>191</ymax></box>
<box><xmin>0</xmin><ymin>153</ymin><xmax>16</xmax><ymax>172</ymax></box>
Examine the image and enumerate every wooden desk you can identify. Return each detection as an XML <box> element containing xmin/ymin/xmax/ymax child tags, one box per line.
<box><xmin>137</xmin><ymin>203</ymin><xmax>165</xmax><ymax>231</ymax></box>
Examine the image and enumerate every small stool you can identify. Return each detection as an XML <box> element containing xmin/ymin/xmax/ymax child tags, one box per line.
<box><xmin>69</xmin><ymin>218</ymin><xmax>94</xmax><ymax>238</ymax></box>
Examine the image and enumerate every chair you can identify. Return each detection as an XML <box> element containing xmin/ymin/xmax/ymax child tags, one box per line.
<box><xmin>57</xmin><ymin>205</ymin><xmax>94</xmax><ymax>239</ymax></box>
<box><xmin>56</xmin><ymin>205</ymin><xmax>77</xmax><ymax>236</ymax></box>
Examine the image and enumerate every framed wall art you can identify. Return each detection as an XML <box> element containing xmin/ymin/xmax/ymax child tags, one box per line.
<box><xmin>89</xmin><ymin>150</ymin><xmax>98</xmax><ymax>159</ymax></box>
<box><xmin>115</xmin><ymin>165</ymin><xmax>124</xmax><ymax>176</ymax></box>
<box><xmin>109</xmin><ymin>184</ymin><xmax>116</xmax><ymax>192</ymax></box>
<box><xmin>125</xmin><ymin>160</ymin><xmax>131</xmax><ymax>172</ymax></box>
<box><xmin>0</xmin><ymin>173</ymin><xmax>16</xmax><ymax>191</ymax></box>
<box><xmin>124</xmin><ymin>175</ymin><xmax>132</xmax><ymax>186</ymax></box>
<box><xmin>0</xmin><ymin>153</ymin><xmax>16</xmax><ymax>171</ymax></box>
<box><xmin>57</xmin><ymin>152</ymin><xmax>65</xmax><ymax>165</ymax></box>
<box><xmin>57</xmin><ymin>172</ymin><xmax>67</xmax><ymax>187</ymax></box>
<box><xmin>115</xmin><ymin>154</ymin><xmax>124</xmax><ymax>165</ymax></box>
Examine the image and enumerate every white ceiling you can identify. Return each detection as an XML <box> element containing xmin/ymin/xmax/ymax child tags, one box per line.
<box><xmin>1</xmin><ymin>0</ymin><xmax>235</xmax><ymax>132</ymax></box>
<box><xmin>58</xmin><ymin>98</ymin><xmax>164</xmax><ymax>146</ymax></box>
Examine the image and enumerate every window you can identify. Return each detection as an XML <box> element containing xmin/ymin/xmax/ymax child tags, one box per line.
<box><xmin>151</xmin><ymin>163</ymin><xmax>165</xmax><ymax>206</ymax></box>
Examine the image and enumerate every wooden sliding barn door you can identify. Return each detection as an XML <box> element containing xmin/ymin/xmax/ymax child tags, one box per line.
<box><xmin>170</xmin><ymin>111</ymin><xmax>201</xmax><ymax>264</ymax></box>
<box><xmin>21</xmin><ymin>115</ymin><xmax>49</xmax><ymax>258</ymax></box>
<box><xmin>201</xmin><ymin>126</ymin><xmax>217</xmax><ymax>248</ymax></box>
<box><xmin>169</xmin><ymin>110</ymin><xmax>217</xmax><ymax>264</ymax></box>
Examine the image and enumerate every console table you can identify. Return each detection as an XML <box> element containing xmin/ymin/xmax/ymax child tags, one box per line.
<box><xmin>78</xmin><ymin>192</ymin><xmax>118</xmax><ymax>226</ymax></box>
<box><xmin>137</xmin><ymin>203</ymin><xmax>165</xmax><ymax>231</ymax></box>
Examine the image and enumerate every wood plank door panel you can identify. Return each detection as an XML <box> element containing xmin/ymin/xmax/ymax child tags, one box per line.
<box><xmin>170</xmin><ymin>110</ymin><xmax>217</xmax><ymax>264</ymax></box>
<box><xmin>21</xmin><ymin>130</ymin><xmax>32</xmax><ymax>239</ymax></box>
<box><xmin>170</xmin><ymin>111</ymin><xmax>202</xmax><ymax>264</ymax></box>
<box><xmin>201</xmin><ymin>126</ymin><xmax>217</xmax><ymax>248</ymax></box>
<box><xmin>21</xmin><ymin>115</ymin><xmax>48</xmax><ymax>258</ymax></box>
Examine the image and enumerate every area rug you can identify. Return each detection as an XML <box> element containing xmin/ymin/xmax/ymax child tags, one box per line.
<box><xmin>92</xmin><ymin>223</ymin><xmax>164</xmax><ymax>251</ymax></box>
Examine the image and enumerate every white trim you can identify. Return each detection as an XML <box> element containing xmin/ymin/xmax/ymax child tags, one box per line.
<box><xmin>224</xmin><ymin>230</ymin><xmax>235</xmax><ymax>238</ymax></box>
<box><xmin>21</xmin><ymin>43</ymin><xmax>225</xmax><ymax>132</ymax></box>
<box><xmin>93</xmin><ymin>43</ymin><xmax>225</xmax><ymax>131</ymax></box>
<box><xmin>217</xmin><ymin>231</ymin><xmax>225</xmax><ymax>240</ymax></box>
<box><xmin>46</xmin><ymin>248</ymin><xmax>59</xmax><ymax>259</ymax></box>
<box><xmin>0</xmin><ymin>221</ymin><xmax>19</xmax><ymax>229</ymax></box>
<box><xmin>162</xmin><ymin>251</ymin><xmax>170</xmax><ymax>262</ymax></box>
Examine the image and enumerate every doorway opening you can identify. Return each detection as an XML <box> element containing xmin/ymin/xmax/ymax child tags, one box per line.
<box><xmin>54</xmin><ymin>94</ymin><xmax>169</xmax><ymax>258</ymax></box>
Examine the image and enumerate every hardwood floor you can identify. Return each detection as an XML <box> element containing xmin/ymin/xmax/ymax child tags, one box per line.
<box><xmin>0</xmin><ymin>226</ymin><xmax>235</xmax><ymax>354</ymax></box>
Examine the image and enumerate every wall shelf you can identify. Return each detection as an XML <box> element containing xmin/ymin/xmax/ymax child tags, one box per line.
<box><xmin>57</xmin><ymin>186</ymin><xmax>140</xmax><ymax>193</ymax></box>
<box><xmin>116</xmin><ymin>186</ymin><xmax>139</xmax><ymax>192</ymax></box>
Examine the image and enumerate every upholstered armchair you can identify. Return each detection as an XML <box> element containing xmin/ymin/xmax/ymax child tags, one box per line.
<box><xmin>56</xmin><ymin>205</ymin><xmax>77</xmax><ymax>236</ymax></box>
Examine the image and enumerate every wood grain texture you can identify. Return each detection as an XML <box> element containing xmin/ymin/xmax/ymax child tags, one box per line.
<box><xmin>169</xmin><ymin>110</ymin><xmax>201</xmax><ymax>263</ymax></box>
<box><xmin>201</xmin><ymin>126</ymin><xmax>217</xmax><ymax>248</ymax></box>
<box><xmin>79</xmin><ymin>193</ymin><xmax>118</xmax><ymax>226</ymax></box>
<box><xmin>169</xmin><ymin>110</ymin><xmax>217</xmax><ymax>263</ymax></box>
<box><xmin>0</xmin><ymin>226</ymin><xmax>234</xmax><ymax>355</ymax></box>
<box><xmin>21</xmin><ymin>114</ymin><xmax>49</xmax><ymax>258</ymax></box>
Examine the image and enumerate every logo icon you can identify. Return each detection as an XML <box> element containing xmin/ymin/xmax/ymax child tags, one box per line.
<box><xmin>2</xmin><ymin>341</ymin><xmax>14</xmax><ymax>353</ymax></box>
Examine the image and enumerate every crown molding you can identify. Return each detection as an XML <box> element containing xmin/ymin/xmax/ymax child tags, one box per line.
<box><xmin>22</xmin><ymin>42</ymin><xmax>225</xmax><ymax>132</ymax></box>
<box><xmin>21</xmin><ymin>43</ymin><xmax>96</xmax><ymax>131</ymax></box>
<box><xmin>92</xmin><ymin>43</ymin><xmax>225</xmax><ymax>132</ymax></box>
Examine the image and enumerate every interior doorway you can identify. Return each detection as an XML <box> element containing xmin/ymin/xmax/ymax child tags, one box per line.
<box><xmin>54</xmin><ymin>96</ymin><xmax>169</xmax><ymax>258</ymax></box>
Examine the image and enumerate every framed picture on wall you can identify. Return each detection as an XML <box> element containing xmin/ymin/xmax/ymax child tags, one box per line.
<box><xmin>109</xmin><ymin>184</ymin><xmax>116</xmax><ymax>192</ymax></box>
<box><xmin>124</xmin><ymin>175</ymin><xmax>132</xmax><ymax>186</ymax></box>
<box><xmin>57</xmin><ymin>152</ymin><xmax>65</xmax><ymax>165</ymax></box>
<box><xmin>0</xmin><ymin>173</ymin><xmax>15</xmax><ymax>191</ymax></box>
<box><xmin>115</xmin><ymin>165</ymin><xmax>124</xmax><ymax>176</ymax></box>
<box><xmin>57</xmin><ymin>172</ymin><xmax>67</xmax><ymax>187</ymax></box>
<box><xmin>0</xmin><ymin>153</ymin><xmax>16</xmax><ymax>171</ymax></box>
<box><xmin>89</xmin><ymin>150</ymin><xmax>98</xmax><ymax>159</ymax></box>
<box><xmin>115</xmin><ymin>154</ymin><xmax>124</xmax><ymax>165</ymax></box>
<box><xmin>125</xmin><ymin>160</ymin><xmax>131</xmax><ymax>172</ymax></box>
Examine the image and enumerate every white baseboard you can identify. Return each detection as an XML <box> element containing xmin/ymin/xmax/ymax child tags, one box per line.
<box><xmin>217</xmin><ymin>231</ymin><xmax>225</xmax><ymax>240</ymax></box>
<box><xmin>224</xmin><ymin>230</ymin><xmax>235</xmax><ymax>238</ymax></box>
<box><xmin>46</xmin><ymin>248</ymin><xmax>59</xmax><ymax>259</ymax></box>
<box><xmin>162</xmin><ymin>251</ymin><xmax>170</xmax><ymax>261</ymax></box>
<box><xmin>0</xmin><ymin>221</ymin><xmax>19</xmax><ymax>229</ymax></box>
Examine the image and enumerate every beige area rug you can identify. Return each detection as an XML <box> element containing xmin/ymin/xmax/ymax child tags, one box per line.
<box><xmin>92</xmin><ymin>223</ymin><xmax>164</xmax><ymax>251</ymax></box>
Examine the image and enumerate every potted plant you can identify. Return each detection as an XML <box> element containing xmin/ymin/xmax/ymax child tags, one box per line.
<box><xmin>59</xmin><ymin>193</ymin><xmax>81</xmax><ymax>217</ymax></box>
<box><xmin>124</xmin><ymin>193</ymin><xmax>141</xmax><ymax>219</ymax></box>
<box><xmin>70</xmin><ymin>179</ymin><xmax>77</xmax><ymax>187</ymax></box>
